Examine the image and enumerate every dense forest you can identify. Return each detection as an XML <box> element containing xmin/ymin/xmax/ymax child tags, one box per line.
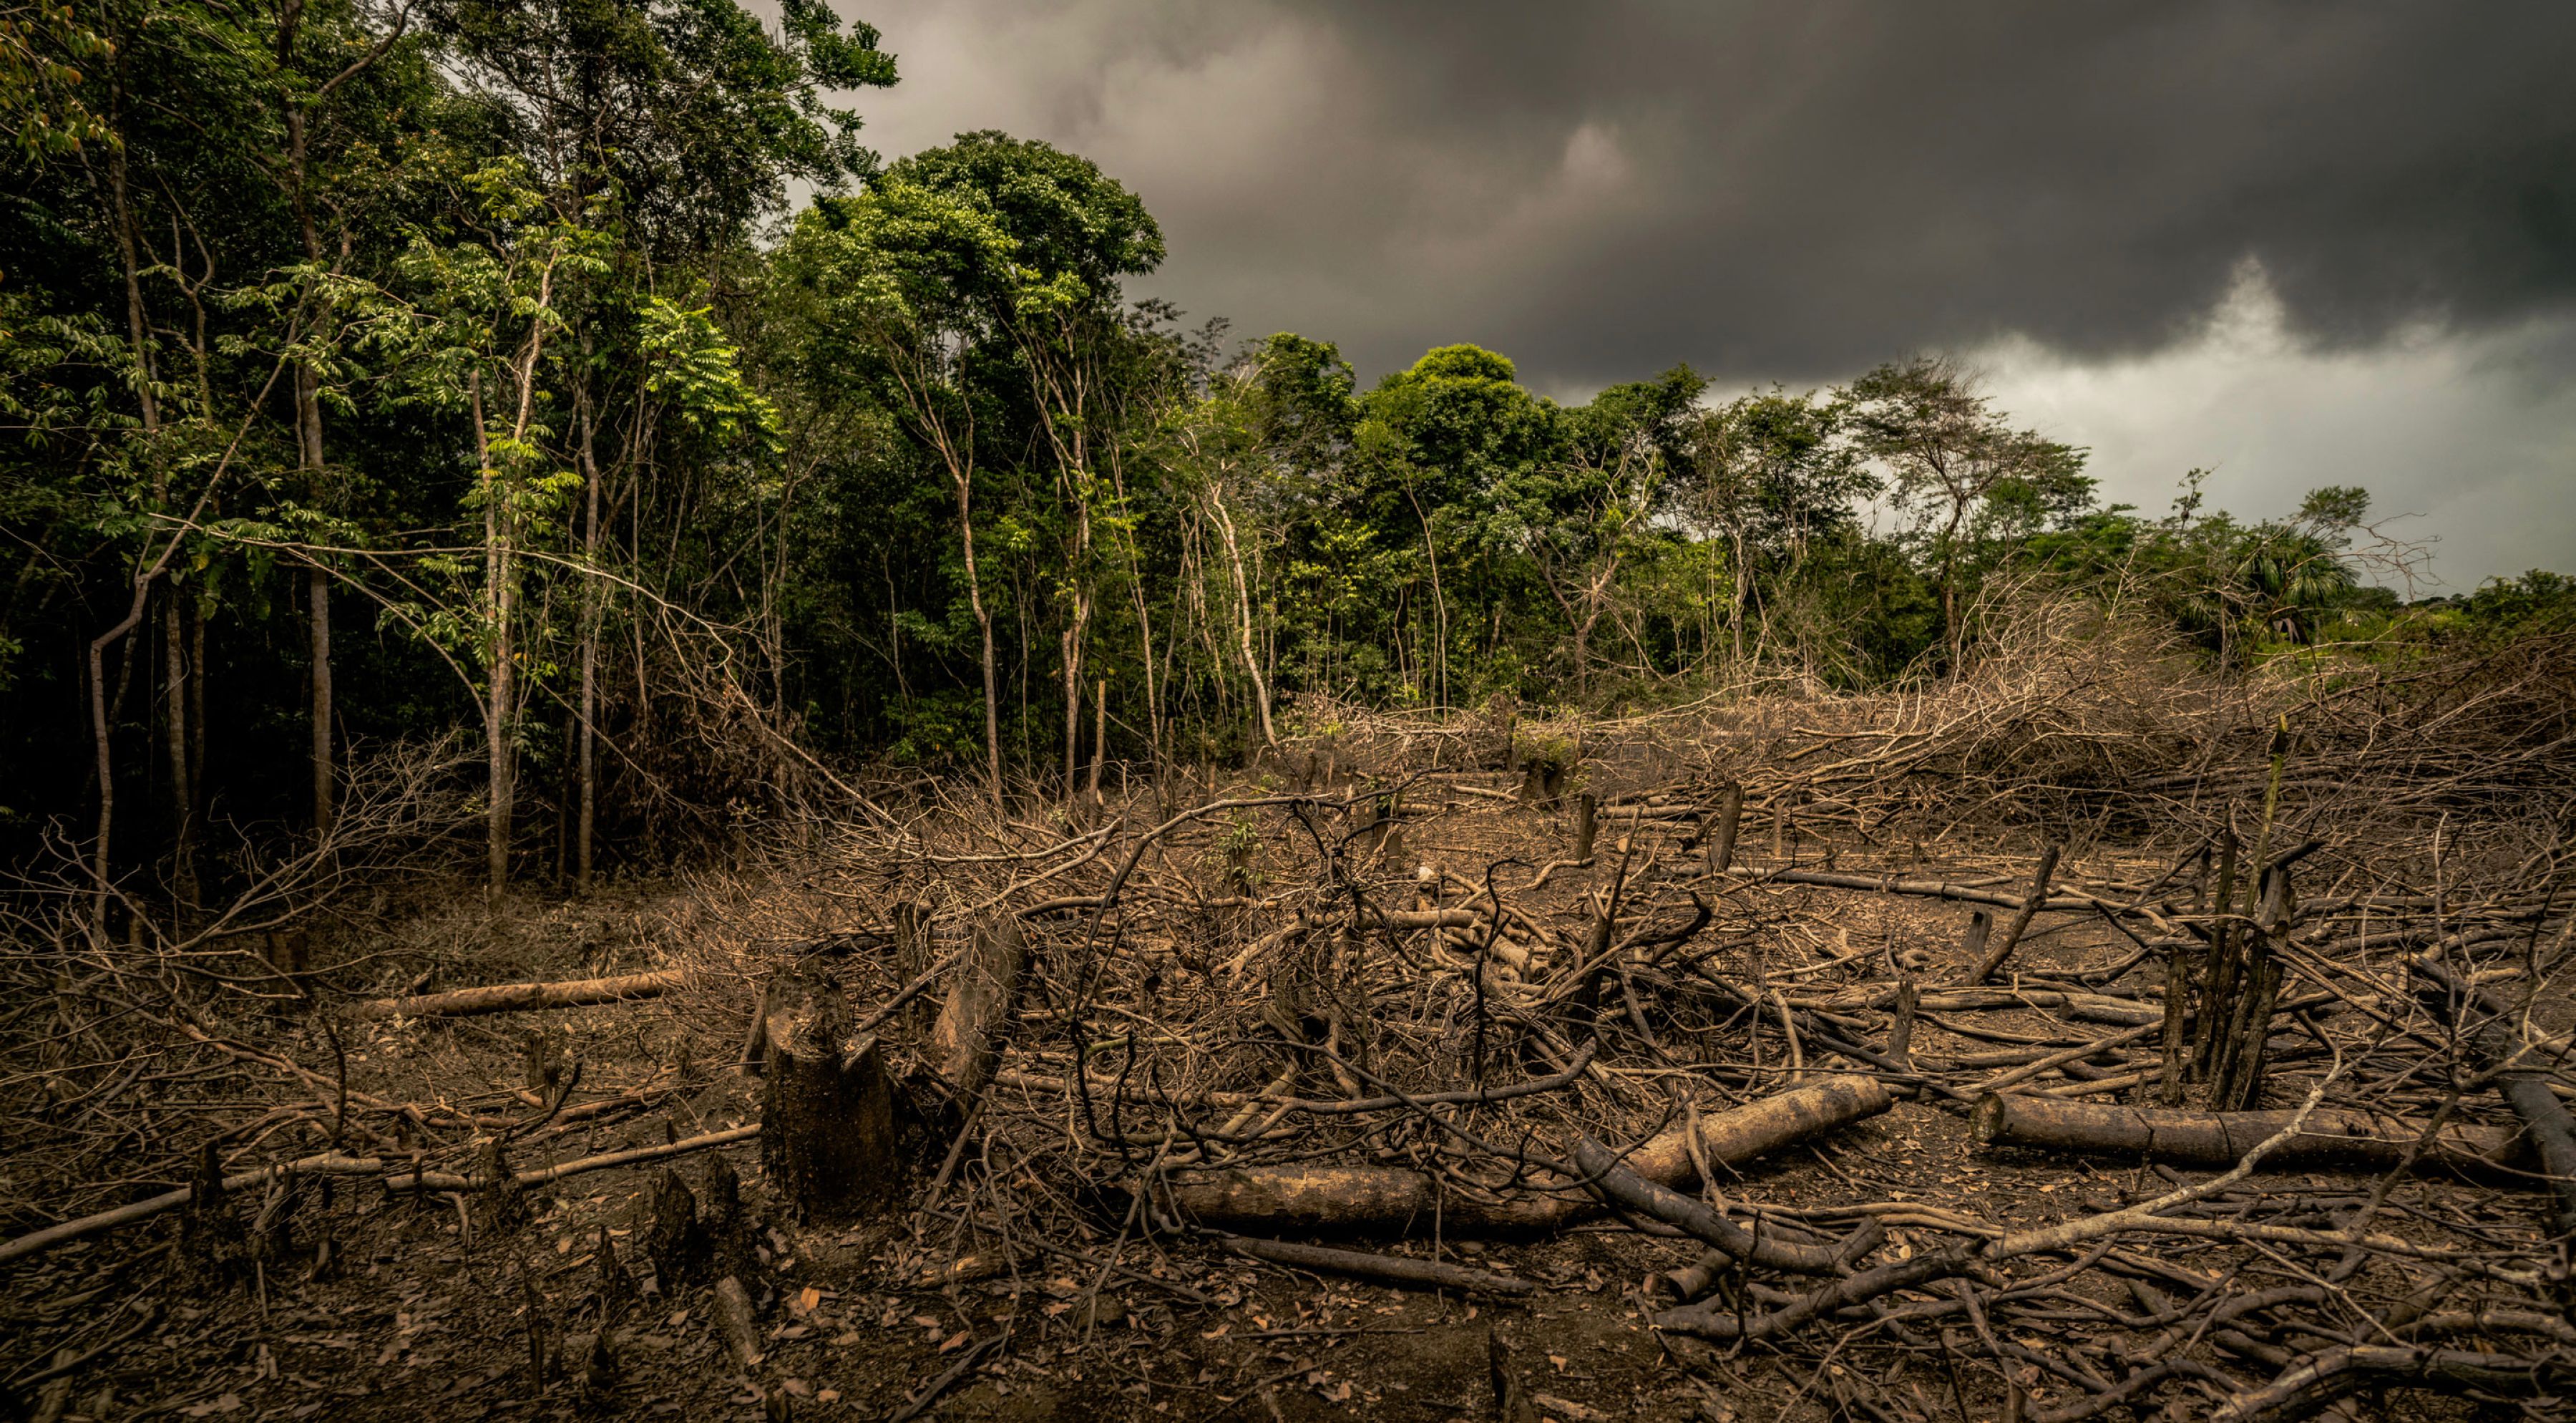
<box><xmin>2</xmin><ymin>0</ymin><xmax>2565</xmax><ymax>921</ymax></box>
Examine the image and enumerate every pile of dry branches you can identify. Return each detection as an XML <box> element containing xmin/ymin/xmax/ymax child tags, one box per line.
<box><xmin>4</xmin><ymin>616</ymin><xmax>2573</xmax><ymax>1421</ymax></box>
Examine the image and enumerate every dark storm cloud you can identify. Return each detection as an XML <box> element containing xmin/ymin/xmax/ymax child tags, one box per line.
<box><xmin>849</xmin><ymin>0</ymin><xmax>2576</xmax><ymax>388</ymax></box>
<box><xmin>838</xmin><ymin>0</ymin><xmax>2575</xmax><ymax>583</ymax></box>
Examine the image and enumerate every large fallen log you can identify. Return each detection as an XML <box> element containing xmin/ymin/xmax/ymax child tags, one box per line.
<box><xmin>1161</xmin><ymin>1074</ymin><xmax>1890</xmax><ymax>1236</ymax></box>
<box><xmin>1971</xmin><ymin>1094</ymin><xmax>2524</xmax><ymax>1175</ymax></box>
<box><xmin>1568</xmin><ymin>1135</ymin><xmax>1853</xmax><ymax>1274</ymax></box>
<box><xmin>2212</xmin><ymin>1345</ymin><xmax>2576</xmax><ymax>1423</ymax></box>
<box><xmin>0</xmin><ymin>1125</ymin><xmax>758</xmax><ymax>1270</ymax></box>
<box><xmin>353</xmin><ymin>968</ymin><xmax>688</xmax><ymax>1021</ymax></box>
<box><xmin>1765</xmin><ymin>866</ymin><xmax>2095</xmax><ymax>914</ymax></box>
<box><xmin>2419</xmin><ymin>959</ymin><xmax>2576</xmax><ymax>1238</ymax></box>
<box><xmin>1795</xmin><ymin>984</ymin><xmax>2163</xmax><ymax>1026</ymax></box>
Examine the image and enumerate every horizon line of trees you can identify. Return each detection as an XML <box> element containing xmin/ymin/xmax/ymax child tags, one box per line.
<box><xmin>4</xmin><ymin>0</ymin><xmax>2565</xmax><ymax>932</ymax></box>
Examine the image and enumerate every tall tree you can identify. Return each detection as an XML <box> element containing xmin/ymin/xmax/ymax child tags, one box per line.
<box><xmin>1844</xmin><ymin>356</ymin><xmax>2087</xmax><ymax>673</ymax></box>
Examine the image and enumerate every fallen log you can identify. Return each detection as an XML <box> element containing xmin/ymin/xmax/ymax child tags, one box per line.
<box><xmin>1616</xmin><ymin>1073</ymin><xmax>1893</xmax><ymax>1186</ymax></box>
<box><xmin>1797</xmin><ymin>985</ymin><xmax>2162</xmax><ymax>1026</ymax></box>
<box><xmin>2419</xmin><ymin>960</ymin><xmax>2576</xmax><ymax>1238</ymax></box>
<box><xmin>0</xmin><ymin>1125</ymin><xmax>760</xmax><ymax>1270</ymax></box>
<box><xmin>1219</xmin><ymin>1235</ymin><xmax>1538</xmax><ymax>1296</ymax></box>
<box><xmin>1765</xmin><ymin>867</ymin><xmax>2094</xmax><ymax>914</ymax></box>
<box><xmin>353</xmin><ymin>968</ymin><xmax>688</xmax><ymax>1021</ymax></box>
<box><xmin>1970</xmin><ymin>1094</ymin><xmax>2524</xmax><ymax>1175</ymax></box>
<box><xmin>2212</xmin><ymin>1344</ymin><xmax>2576</xmax><ymax>1423</ymax></box>
<box><xmin>1161</xmin><ymin>1074</ymin><xmax>1890</xmax><ymax>1236</ymax></box>
<box><xmin>1568</xmin><ymin>1136</ymin><xmax>1850</xmax><ymax>1273</ymax></box>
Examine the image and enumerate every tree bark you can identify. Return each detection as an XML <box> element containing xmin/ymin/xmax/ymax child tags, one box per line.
<box><xmin>930</xmin><ymin>916</ymin><xmax>1029</xmax><ymax>1104</ymax></box>
<box><xmin>957</xmin><ymin>480</ymin><xmax>1003</xmax><ymax>813</ymax></box>
<box><xmin>161</xmin><ymin>591</ymin><xmax>195</xmax><ymax>910</ymax></box>
<box><xmin>1088</xmin><ymin>676</ymin><xmax>1106</xmax><ymax>804</ymax></box>
<box><xmin>755</xmin><ymin>964</ymin><xmax>904</xmax><ymax>1221</ymax></box>
<box><xmin>353</xmin><ymin>968</ymin><xmax>688</xmax><ymax>1021</ymax></box>
<box><xmin>1969</xmin><ymin>843</ymin><xmax>2061</xmax><ymax>983</ymax></box>
<box><xmin>2192</xmin><ymin>827</ymin><xmax>2242</xmax><ymax>1082</ymax></box>
<box><xmin>1703</xmin><ymin>783</ymin><xmax>1742</xmax><ymax>875</ymax></box>
<box><xmin>1971</xmin><ymin>1093</ymin><xmax>2527</xmax><ymax>1177</ymax></box>
<box><xmin>1161</xmin><ymin>1076</ymin><xmax>1888</xmax><ymax>1237</ymax></box>
<box><xmin>308</xmin><ymin>567</ymin><xmax>332</xmax><ymax>837</ymax></box>
<box><xmin>574</xmin><ymin>370</ymin><xmax>602</xmax><ymax>893</ymax></box>
<box><xmin>1207</xmin><ymin>485</ymin><xmax>1275</xmax><ymax>745</ymax></box>
<box><xmin>474</xmin><ymin>374</ymin><xmax>512</xmax><ymax>904</ymax></box>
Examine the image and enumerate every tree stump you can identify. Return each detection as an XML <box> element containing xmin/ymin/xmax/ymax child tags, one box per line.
<box><xmin>2212</xmin><ymin>863</ymin><xmax>2292</xmax><ymax>1109</ymax></box>
<box><xmin>2190</xmin><ymin>827</ymin><xmax>2242</xmax><ymax>1085</ymax></box>
<box><xmin>891</xmin><ymin>901</ymin><xmax>932</xmax><ymax>1030</ymax></box>
<box><xmin>177</xmin><ymin>1142</ymin><xmax>247</xmax><ymax>1288</ymax></box>
<box><xmin>1703</xmin><ymin>783</ymin><xmax>1743</xmax><ymax>875</ymax></box>
<box><xmin>756</xmin><ymin>963</ymin><xmax>904</xmax><ymax>1223</ymax></box>
<box><xmin>595</xmin><ymin>1223</ymin><xmax>636</xmax><ymax>1321</ymax></box>
<box><xmin>701</xmin><ymin>1155</ymin><xmax>758</xmax><ymax>1284</ymax></box>
<box><xmin>1573</xmin><ymin>792</ymin><xmax>1598</xmax><ymax>861</ymax></box>
<box><xmin>471</xmin><ymin>1139</ymin><xmax>530</xmax><ymax>1240</ymax></box>
<box><xmin>644</xmin><ymin>1167</ymin><xmax>709</xmax><ymax>1288</ymax></box>
<box><xmin>930</xmin><ymin>918</ymin><xmax>1030</xmax><ymax>1105</ymax></box>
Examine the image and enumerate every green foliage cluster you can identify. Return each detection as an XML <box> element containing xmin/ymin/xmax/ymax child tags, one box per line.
<box><xmin>0</xmin><ymin>0</ymin><xmax>2554</xmax><ymax>905</ymax></box>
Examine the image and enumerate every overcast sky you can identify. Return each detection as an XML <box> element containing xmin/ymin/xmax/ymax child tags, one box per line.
<box><xmin>838</xmin><ymin>1</ymin><xmax>2576</xmax><ymax>588</ymax></box>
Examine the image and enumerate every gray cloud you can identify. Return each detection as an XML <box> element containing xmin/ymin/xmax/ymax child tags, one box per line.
<box><xmin>837</xmin><ymin>0</ymin><xmax>2576</xmax><ymax>582</ymax></box>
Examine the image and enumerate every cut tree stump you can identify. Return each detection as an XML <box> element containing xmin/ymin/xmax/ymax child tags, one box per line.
<box><xmin>644</xmin><ymin>1167</ymin><xmax>710</xmax><ymax>1288</ymax></box>
<box><xmin>930</xmin><ymin>917</ymin><xmax>1030</xmax><ymax>1105</ymax></box>
<box><xmin>2190</xmin><ymin>827</ymin><xmax>2243</xmax><ymax>1084</ymax></box>
<box><xmin>1704</xmin><ymin>783</ymin><xmax>1744</xmax><ymax>876</ymax></box>
<box><xmin>2211</xmin><ymin>863</ymin><xmax>2293</xmax><ymax>1110</ymax></box>
<box><xmin>755</xmin><ymin>963</ymin><xmax>904</xmax><ymax>1222</ymax></box>
<box><xmin>1971</xmin><ymin>1094</ymin><xmax>2527</xmax><ymax>1176</ymax></box>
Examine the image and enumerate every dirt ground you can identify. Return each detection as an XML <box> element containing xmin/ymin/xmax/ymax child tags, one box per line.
<box><xmin>8</xmin><ymin>682</ymin><xmax>2570</xmax><ymax>1423</ymax></box>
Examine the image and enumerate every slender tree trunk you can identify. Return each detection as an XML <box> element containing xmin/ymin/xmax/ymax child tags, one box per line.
<box><xmin>308</xmin><ymin>566</ymin><xmax>332</xmax><ymax>836</ymax></box>
<box><xmin>1060</xmin><ymin>485</ymin><xmax>1090</xmax><ymax>799</ymax></box>
<box><xmin>1088</xmin><ymin>677</ymin><xmax>1106</xmax><ymax>802</ymax></box>
<box><xmin>187</xmin><ymin>597</ymin><xmax>205</xmax><ymax>817</ymax></box>
<box><xmin>88</xmin><ymin>596</ymin><xmax>146</xmax><ymax>938</ymax></box>
<box><xmin>278</xmin><ymin>1</ymin><xmax>336</xmax><ymax>837</ymax></box>
<box><xmin>90</xmin><ymin>97</ymin><xmax>160</xmax><ymax>934</ymax></box>
<box><xmin>1107</xmin><ymin>475</ymin><xmax>1161</xmax><ymax>769</ymax></box>
<box><xmin>1206</xmin><ymin>486</ymin><xmax>1274</xmax><ymax>746</ymax></box>
<box><xmin>162</xmin><ymin>592</ymin><xmax>195</xmax><ymax>911</ymax></box>
<box><xmin>1729</xmin><ymin>530</ymin><xmax>1749</xmax><ymax>666</ymax></box>
<box><xmin>575</xmin><ymin>375</ymin><xmax>602</xmax><ymax>894</ymax></box>
<box><xmin>1401</xmin><ymin>485</ymin><xmax>1446</xmax><ymax>711</ymax></box>
<box><xmin>953</xmin><ymin>477</ymin><xmax>1003</xmax><ymax>814</ymax></box>
<box><xmin>1060</xmin><ymin>606</ymin><xmax>1085</xmax><ymax>798</ymax></box>
<box><xmin>474</xmin><ymin>375</ymin><xmax>512</xmax><ymax>905</ymax></box>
